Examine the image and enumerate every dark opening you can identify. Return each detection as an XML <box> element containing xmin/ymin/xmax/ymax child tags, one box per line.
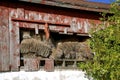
<box><xmin>40</xmin><ymin>60</ymin><xmax>45</xmax><ymax>67</ymax></box>
<box><xmin>19</xmin><ymin>27</ymin><xmax>88</xmax><ymax>70</ymax></box>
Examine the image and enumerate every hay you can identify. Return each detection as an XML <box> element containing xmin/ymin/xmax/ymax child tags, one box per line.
<box><xmin>52</xmin><ymin>42</ymin><xmax>76</xmax><ymax>59</ymax></box>
<box><xmin>20</xmin><ymin>37</ymin><xmax>41</xmax><ymax>53</ymax></box>
<box><xmin>75</xmin><ymin>42</ymin><xmax>93</xmax><ymax>60</ymax></box>
<box><xmin>20</xmin><ymin>38</ymin><xmax>33</xmax><ymax>54</ymax></box>
<box><xmin>36</xmin><ymin>42</ymin><xmax>52</xmax><ymax>58</ymax></box>
<box><xmin>52</xmin><ymin>42</ymin><xmax>92</xmax><ymax>60</ymax></box>
<box><xmin>50</xmin><ymin>47</ymin><xmax>63</xmax><ymax>59</ymax></box>
<box><xmin>20</xmin><ymin>33</ymin><xmax>51</xmax><ymax>57</ymax></box>
<box><xmin>62</xmin><ymin>42</ymin><xmax>76</xmax><ymax>59</ymax></box>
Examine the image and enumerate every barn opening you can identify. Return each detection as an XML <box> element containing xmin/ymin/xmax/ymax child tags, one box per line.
<box><xmin>19</xmin><ymin>27</ymin><xmax>92</xmax><ymax>71</ymax></box>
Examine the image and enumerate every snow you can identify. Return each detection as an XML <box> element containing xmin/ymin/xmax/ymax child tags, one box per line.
<box><xmin>0</xmin><ymin>70</ymin><xmax>89</xmax><ymax>80</ymax></box>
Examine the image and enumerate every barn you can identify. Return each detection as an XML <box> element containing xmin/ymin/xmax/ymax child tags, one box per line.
<box><xmin>0</xmin><ymin>0</ymin><xmax>110</xmax><ymax>73</ymax></box>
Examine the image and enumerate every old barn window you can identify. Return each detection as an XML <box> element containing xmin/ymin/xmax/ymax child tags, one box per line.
<box><xmin>19</xmin><ymin>26</ymin><xmax>92</xmax><ymax>71</ymax></box>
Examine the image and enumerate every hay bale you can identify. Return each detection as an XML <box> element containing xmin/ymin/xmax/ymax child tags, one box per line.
<box><xmin>52</xmin><ymin>42</ymin><xmax>76</xmax><ymax>59</ymax></box>
<box><xmin>75</xmin><ymin>42</ymin><xmax>93</xmax><ymax>60</ymax></box>
<box><xmin>51</xmin><ymin>41</ymin><xmax>93</xmax><ymax>60</ymax></box>
<box><xmin>50</xmin><ymin>42</ymin><xmax>64</xmax><ymax>59</ymax></box>
<box><xmin>20</xmin><ymin>38</ymin><xmax>32</xmax><ymax>54</ymax></box>
<box><xmin>20</xmin><ymin>37</ymin><xmax>41</xmax><ymax>54</ymax></box>
<box><xmin>36</xmin><ymin>42</ymin><xmax>52</xmax><ymax>58</ymax></box>
<box><xmin>20</xmin><ymin>31</ymin><xmax>33</xmax><ymax>54</ymax></box>
<box><xmin>62</xmin><ymin>42</ymin><xmax>76</xmax><ymax>59</ymax></box>
<box><xmin>20</xmin><ymin>32</ymin><xmax>41</xmax><ymax>54</ymax></box>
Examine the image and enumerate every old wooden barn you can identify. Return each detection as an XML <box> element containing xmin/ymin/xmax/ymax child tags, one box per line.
<box><xmin>0</xmin><ymin>0</ymin><xmax>110</xmax><ymax>72</ymax></box>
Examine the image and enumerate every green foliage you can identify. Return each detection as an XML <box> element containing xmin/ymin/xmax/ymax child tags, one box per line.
<box><xmin>79</xmin><ymin>1</ymin><xmax>120</xmax><ymax>80</ymax></box>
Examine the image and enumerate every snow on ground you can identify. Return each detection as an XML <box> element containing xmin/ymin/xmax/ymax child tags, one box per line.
<box><xmin>0</xmin><ymin>70</ymin><xmax>89</xmax><ymax>80</ymax></box>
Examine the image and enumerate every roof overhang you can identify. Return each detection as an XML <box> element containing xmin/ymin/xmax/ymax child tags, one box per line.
<box><xmin>19</xmin><ymin>0</ymin><xmax>110</xmax><ymax>12</ymax></box>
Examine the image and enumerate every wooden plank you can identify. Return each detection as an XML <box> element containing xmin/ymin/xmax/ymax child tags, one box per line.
<box><xmin>23</xmin><ymin>53</ymin><xmax>40</xmax><ymax>71</ymax></box>
<box><xmin>0</xmin><ymin>6</ymin><xmax>10</xmax><ymax>71</ymax></box>
<box><xmin>24</xmin><ymin>58</ymin><xmax>40</xmax><ymax>71</ymax></box>
<box><xmin>12</xmin><ymin>18</ymin><xmax>70</xmax><ymax>27</ymax></box>
<box><xmin>9</xmin><ymin>8</ymin><xmax>24</xmax><ymax>71</ymax></box>
<box><xmin>44</xmin><ymin>59</ymin><xmax>54</xmax><ymax>72</ymax></box>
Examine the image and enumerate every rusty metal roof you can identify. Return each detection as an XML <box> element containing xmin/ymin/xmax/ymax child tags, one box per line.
<box><xmin>19</xmin><ymin>0</ymin><xmax>110</xmax><ymax>12</ymax></box>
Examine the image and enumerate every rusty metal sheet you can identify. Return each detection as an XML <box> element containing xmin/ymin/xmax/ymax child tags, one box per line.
<box><xmin>9</xmin><ymin>8</ymin><xmax>24</xmax><ymax>71</ymax></box>
<box><xmin>44</xmin><ymin>59</ymin><xmax>54</xmax><ymax>72</ymax></box>
<box><xmin>0</xmin><ymin>6</ymin><xmax>10</xmax><ymax>71</ymax></box>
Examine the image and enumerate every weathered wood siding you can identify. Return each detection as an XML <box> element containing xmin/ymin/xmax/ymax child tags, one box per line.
<box><xmin>0</xmin><ymin>6</ymin><xmax>10</xmax><ymax>71</ymax></box>
<box><xmin>0</xmin><ymin>1</ymin><xmax>101</xmax><ymax>71</ymax></box>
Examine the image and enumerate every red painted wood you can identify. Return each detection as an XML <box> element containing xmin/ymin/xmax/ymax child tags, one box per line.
<box><xmin>0</xmin><ymin>6</ymin><xmax>10</xmax><ymax>71</ymax></box>
<box><xmin>45</xmin><ymin>59</ymin><xmax>54</xmax><ymax>72</ymax></box>
<box><xmin>0</xmin><ymin>1</ymin><xmax>102</xmax><ymax>72</ymax></box>
<box><xmin>9</xmin><ymin>8</ymin><xmax>24</xmax><ymax>71</ymax></box>
<box><xmin>24</xmin><ymin>58</ymin><xmax>40</xmax><ymax>71</ymax></box>
<box><xmin>12</xmin><ymin>18</ymin><xmax>70</xmax><ymax>27</ymax></box>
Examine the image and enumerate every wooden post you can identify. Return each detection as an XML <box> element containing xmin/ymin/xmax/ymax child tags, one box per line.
<box><xmin>62</xmin><ymin>60</ymin><xmax>65</xmax><ymax>67</ymax></box>
<box><xmin>23</xmin><ymin>54</ymin><xmax>40</xmax><ymax>71</ymax></box>
<box><xmin>0</xmin><ymin>6</ymin><xmax>10</xmax><ymax>71</ymax></box>
<box><xmin>44</xmin><ymin>59</ymin><xmax>54</xmax><ymax>72</ymax></box>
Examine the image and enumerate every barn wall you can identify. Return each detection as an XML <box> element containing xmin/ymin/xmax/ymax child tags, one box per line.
<box><xmin>0</xmin><ymin>5</ymin><xmax>10</xmax><ymax>71</ymax></box>
<box><xmin>0</xmin><ymin>1</ymin><xmax>101</xmax><ymax>71</ymax></box>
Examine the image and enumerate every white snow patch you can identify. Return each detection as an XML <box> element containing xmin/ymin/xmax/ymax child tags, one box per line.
<box><xmin>0</xmin><ymin>70</ymin><xmax>89</xmax><ymax>80</ymax></box>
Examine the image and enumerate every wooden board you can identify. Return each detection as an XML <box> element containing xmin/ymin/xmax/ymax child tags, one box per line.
<box><xmin>23</xmin><ymin>53</ymin><xmax>40</xmax><ymax>71</ymax></box>
<box><xmin>9</xmin><ymin>8</ymin><xmax>24</xmax><ymax>71</ymax></box>
<box><xmin>0</xmin><ymin>6</ymin><xmax>10</xmax><ymax>71</ymax></box>
<box><xmin>44</xmin><ymin>59</ymin><xmax>54</xmax><ymax>72</ymax></box>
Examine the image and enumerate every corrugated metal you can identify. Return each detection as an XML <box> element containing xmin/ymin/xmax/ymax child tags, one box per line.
<box><xmin>0</xmin><ymin>6</ymin><xmax>10</xmax><ymax>71</ymax></box>
<box><xmin>19</xmin><ymin>0</ymin><xmax>110</xmax><ymax>12</ymax></box>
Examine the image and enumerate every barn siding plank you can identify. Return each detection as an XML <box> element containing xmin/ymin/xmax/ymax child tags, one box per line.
<box><xmin>24</xmin><ymin>57</ymin><xmax>40</xmax><ymax>71</ymax></box>
<box><xmin>9</xmin><ymin>8</ymin><xmax>24</xmax><ymax>71</ymax></box>
<box><xmin>45</xmin><ymin>59</ymin><xmax>54</xmax><ymax>72</ymax></box>
<box><xmin>0</xmin><ymin>6</ymin><xmax>10</xmax><ymax>71</ymax></box>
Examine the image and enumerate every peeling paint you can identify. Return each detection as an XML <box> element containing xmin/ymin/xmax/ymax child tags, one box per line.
<box><xmin>0</xmin><ymin>1</ymin><xmax>101</xmax><ymax>71</ymax></box>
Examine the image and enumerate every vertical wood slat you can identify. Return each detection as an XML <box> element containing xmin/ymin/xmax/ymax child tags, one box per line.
<box><xmin>45</xmin><ymin>59</ymin><xmax>54</xmax><ymax>72</ymax></box>
<box><xmin>0</xmin><ymin>6</ymin><xmax>10</xmax><ymax>71</ymax></box>
<box><xmin>23</xmin><ymin>11</ymin><xmax>41</xmax><ymax>71</ymax></box>
<box><xmin>9</xmin><ymin>8</ymin><xmax>24</xmax><ymax>71</ymax></box>
<box><xmin>24</xmin><ymin>57</ymin><xmax>40</xmax><ymax>71</ymax></box>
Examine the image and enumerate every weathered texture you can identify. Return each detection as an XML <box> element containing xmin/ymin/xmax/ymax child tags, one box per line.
<box><xmin>44</xmin><ymin>59</ymin><xmax>54</xmax><ymax>72</ymax></box>
<box><xmin>24</xmin><ymin>56</ymin><xmax>40</xmax><ymax>71</ymax></box>
<box><xmin>0</xmin><ymin>1</ymin><xmax>102</xmax><ymax>71</ymax></box>
<box><xmin>0</xmin><ymin>6</ymin><xmax>10</xmax><ymax>71</ymax></box>
<box><xmin>36</xmin><ymin>42</ymin><xmax>52</xmax><ymax>58</ymax></box>
<box><xmin>20</xmin><ymin>31</ymin><xmax>52</xmax><ymax>58</ymax></box>
<box><xmin>0</xmin><ymin>3</ymin><xmax>9</xmax><ymax>72</ymax></box>
<box><xmin>9</xmin><ymin>8</ymin><xmax>24</xmax><ymax>71</ymax></box>
<box><xmin>52</xmin><ymin>42</ymin><xmax>93</xmax><ymax>60</ymax></box>
<box><xmin>20</xmin><ymin>31</ymin><xmax>37</xmax><ymax>54</ymax></box>
<box><xmin>75</xmin><ymin>42</ymin><xmax>93</xmax><ymax>60</ymax></box>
